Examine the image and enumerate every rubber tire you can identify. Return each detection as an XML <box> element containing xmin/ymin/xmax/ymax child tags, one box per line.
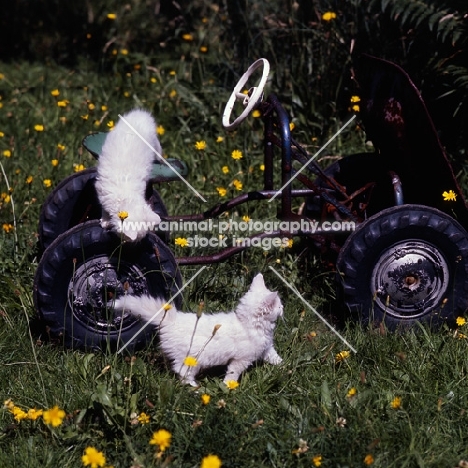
<box><xmin>336</xmin><ymin>204</ymin><xmax>468</xmax><ymax>330</ymax></box>
<box><xmin>38</xmin><ymin>167</ymin><xmax>168</xmax><ymax>253</ymax></box>
<box><xmin>33</xmin><ymin>220</ymin><xmax>182</xmax><ymax>352</ymax></box>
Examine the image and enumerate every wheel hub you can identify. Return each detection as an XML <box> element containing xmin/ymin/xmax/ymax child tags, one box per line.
<box><xmin>372</xmin><ymin>240</ymin><xmax>449</xmax><ymax>318</ymax></box>
<box><xmin>68</xmin><ymin>255</ymin><xmax>148</xmax><ymax>332</ymax></box>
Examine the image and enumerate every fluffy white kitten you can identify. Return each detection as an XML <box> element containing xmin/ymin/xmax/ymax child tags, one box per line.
<box><xmin>113</xmin><ymin>273</ymin><xmax>283</xmax><ymax>386</ymax></box>
<box><xmin>95</xmin><ymin>109</ymin><xmax>163</xmax><ymax>241</ymax></box>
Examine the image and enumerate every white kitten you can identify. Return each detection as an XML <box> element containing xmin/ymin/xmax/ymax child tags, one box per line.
<box><xmin>95</xmin><ymin>109</ymin><xmax>163</xmax><ymax>241</ymax></box>
<box><xmin>113</xmin><ymin>273</ymin><xmax>284</xmax><ymax>386</ymax></box>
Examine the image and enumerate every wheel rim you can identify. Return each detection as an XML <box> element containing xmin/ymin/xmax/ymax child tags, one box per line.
<box><xmin>372</xmin><ymin>239</ymin><xmax>450</xmax><ymax>319</ymax></box>
<box><xmin>69</xmin><ymin>255</ymin><xmax>148</xmax><ymax>333</ymax></box>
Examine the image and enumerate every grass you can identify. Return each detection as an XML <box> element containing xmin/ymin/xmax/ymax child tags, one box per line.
<box><xmin>1</xmin><ymin>2</ymin><xmax>468</xmax><ymax>467</ymax></box>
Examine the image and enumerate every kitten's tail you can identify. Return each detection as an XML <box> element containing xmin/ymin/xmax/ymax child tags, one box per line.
<box><xmin>113</xmin><ymin>295</ymin><xmax>175</xmax><ymax>326</ymax></box>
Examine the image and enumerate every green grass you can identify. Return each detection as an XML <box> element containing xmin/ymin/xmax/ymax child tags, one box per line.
<box><xmin>2</xmin><ymin>2</ymin><xmax>468</xmax><ymax>466</ymax></box>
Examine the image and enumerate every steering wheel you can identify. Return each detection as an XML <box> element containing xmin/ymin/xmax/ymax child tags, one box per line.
<box><xmin>222</xmin><ymin>58</ymin><xmax>270</xmax><ymax>130</ymax></box>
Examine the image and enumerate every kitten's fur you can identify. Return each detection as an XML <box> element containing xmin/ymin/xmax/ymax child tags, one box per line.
<box><xmin>113</xmin><ymin>273</ymin><xmax>283</xmax><ymax>385</ymax></box>
<box><xmin>95</xmin><ymin>109</ymin><xmax>163</xmax><ymax>241</ymax></box>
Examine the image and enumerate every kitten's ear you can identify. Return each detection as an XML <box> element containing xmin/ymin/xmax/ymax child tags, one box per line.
<box><xmin>261</xmin><ymin>291</ymin><xmax>279</xmax><ymax>309</ymax></box>
<box><xmin>250</xmin><ymin>273</ymin><xmax>265</xmax><ymax>291</ymax></box>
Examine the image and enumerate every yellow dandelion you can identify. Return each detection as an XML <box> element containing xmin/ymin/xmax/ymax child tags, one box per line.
<box><xmin>51</xmin><ymin>159</ymin><xmax>59</xmax><ymax>166</ymax></box>
<box><xmin>43</xmin><ymin>179</ymin><xmax>52</xmax><ymax>188</ymax></box>
<box><xmin>242</xmin><ymin>215</ymin><xmax>250</xmax><ymax>222</ymax></box>
<box><xmin>200</xmin><ymin>46</ymin><xmax>208</xmax><ymax>53</ymax></box>
<box><xmin>150</xmin><ymin>77</ymin><xmax>157</xmax><ymax>83</ymax></box>
<box><xmin>184</xmin><ymin>356</ymin><xmax>198</xmax><ymax>367</ymax></box>
<box><xmin>163</xmin><ymin>303</ymin><xmax>172</xmax><ymax>311</ymax></box>
<box><xmin>26</xmin><ymin>175</ymin><xmax>33</xmax><ymax>184</ymax></box>
<box><xmin>118</xmin><ymin>211</ymin><xmax>128</xmax><ymax>220</ymax></box>
<box><xmin>157</xmin><ymin>125</ymin><xmax>165</xmax><ymax>135</ymax></box>
<box><xmin>27</xmin><ymin>408</ymin><xmax>43</xmax><ymax>421</ymax></box>
<box><xmin>2</xmin><ymin>223</ymin><xmax>14</xmax><ymax>233</ymax></box>
<box><xmin>123</xmin><ymin>91</ymin><xmax>130</xmax><ymax>97</ymax></box>
<box><xmin>120</xmin><ymin>49</ymin><xmax>128</xmax><ymax>55</ymax></box>
<box><xmin>88</xmin><ymin>102</ymin><xmax>95</xmax><ymax>110</ymax></box>
<box><xmin>81</xmin><ymin>114</ymin><xmax>89</xmax><ymax>120</ymax></box>
<box><xmin>322</xmin><ymin>11</ymin><xmax>337</xmax><ymax>21</ymax></box>
<box><xmin>252</xmin><ymin>109</ymin><xmax>261</xmax><ymax>118</ymax></box>
<box><xmin>34</xmin><ymin>124</ymin><xmax>44</xmax><ymax>132</ymax></box>
<box><xmin>101</xmin><ymin>105</ymin><xmax>108</xmax><ymax>111</ymax></box>
<box><xmin>312</xmin><ymin>454</ymin><xmax>322</xmax><ymax>467</ymax></box>
<box><xmin>225</xmin><ymin>380</ymin><xmax>239</xmax><ymax>390</ymax></box>
<box><xmin>169</xmin><ymin>70</ymin><xmax>176</xmax><ymax>76</ymax></box>
<box><xmin>364</xmin><ymin>454</ymin><xmax>375</xmax><ymax>465</ymax></box>
<box><xmin>57</xmin><ymin>100</ymin><xmax>69</xmax><ymax>107</ymax></box>
<box><xmin>169</xmin><ymin>89</ymin><xmax>177</xmax><ymax>98</ymax></box>
<box><xmin>137</xmin><ymin>412</ymin><xmax>150</xmax><ymax>424</ymax></box>
<box><xmin>216</xmin><ymin>136</ymin><xmax>224</xmax><ymax>143</ymax></box>
<box><xmin>350</xmin><ymin>95</ymin><xmax>361</xmax><ymax>103</ymax></box>
<box><xmin>456</xmin><ymin>316</ymin><xmax>466</xmax><ymax>326</ymax></box>
<box><xmin>346</xmin><ymin>387</ymin><xmax>357</xmax><ymax>398</ymax></box>
<box><xmin>106</xmin><ymin>13</ymin><xmax>117</xmax><ymax>20</ymax></box>
<box><xmin>175</xmin><ymin>237</ymin><xmax>189</xmax><ymax>247</ymax></box>
<box><xmin>182</xmin><ymin>33</ymin><xmax>194</xmax><ymax>41</ymax></box>
<box><xmin>335</xmin><ymin>350</ymin><xmax>350</xmax><ymax>363</ymax></box>
<box><xmin>195</xmin><ymin>140</ymin><xmax>207</xmax><ymax>150</ymax></box>
<box><xmin>285</xmin><ymin>238</ymin><xmax>293</xmax><ymax>248</ymax></box>
<box><xmin>201</xmin><ymin>454</ymin><xmax>222</xmax><ymax>468</ymax></box>
<box><xmin>232</xmin><ymin>179</ymin><xmax>243</xmax><ymax>191</ymax></box>
<box><xmin>289</xmin><ymin>122</ymin><xmax>295</xmax><ymax>131</ymax></box>
<box><xmin>222</xmin><ymin>165</ymin><xmax>229</xmax><ymax>174</ymax></box>
<box><xmin>3</xmin><ymin>149</ymin><xmax>11</xmax><ymax>158</ymax></box>
<box><xmin>11</xmin><ymin>406</ymin><xmax>28</xmax><ymax>422</ymax></box>
<box><xmin>149</xmin><ymin>429</ymin><xmax>172</xmax><ymax>452</ymax></box>
<box><xmin>81</xmin><ymin>446</ymin><xmax>106</xmax><ymax>468</ymax></box>
<box><xmin>51</xmin><ymin>89</ymin><xmax>60</xmax><ymax>97</ymax></box>
<box><xmin>231</xmin><ymin>149</ymin><xmax>243</xmax><ymax>160</ymax></box>
<box><xmin>74</xmin><ymin>164</ymin><xmax>86</xmax><ymax>172</ymax></box>
<box><xmin>201</xmin><ymin>394</ymin><xmax>211</xmax><ymax>405</ymax></box>
<box><xmin>352</xmin><ymin>104</ymin><xmax>360</xmax><ymax>112</ymax></box>
<box><xmin>442</xmin><ymin>190</ymin><xmax>457</xmax><ymax>201</ymax></box>
<box><xmin>0</xmin><ymin>131</ymin><xmax>4</xmax><ymax>137</ymax></box>
<box><xmin>42</xmin><ymin>405</ymin><xmax>66</xmax><ymax>427</ymax></box>
<box><xmin>390</xmin><ymin>396</ymin><xmax>402</xmax><ymax>410</ymax></box>
<box><xmin>216</xmin><ymin>187</ymin><xmax>227</xmax><ymax>197</ymax></box>
<box><xmin>57</xmin><ymin>143</ymin><xmax>66</xmax><ymax>151</ymax></box>
<box><xmin>107</xmin><ymin>120</ymin><xmax>114</xmax><ymax>129</ymax></box>
<box><xmin>259</xmin><ymin>164</ymin><xmax>265</xmax><ymax>171</ymax></box>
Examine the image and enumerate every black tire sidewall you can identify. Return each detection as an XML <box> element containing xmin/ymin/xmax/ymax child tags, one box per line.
<box><xmin>337</xmin><ymin>204</ymin><xmax>468</xmax><ymax>329</ymax></box>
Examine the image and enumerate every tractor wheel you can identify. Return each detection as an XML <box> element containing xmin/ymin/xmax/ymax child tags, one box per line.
<box><xmin>336</xmin><ymin>204</ymin><xmax>468</xmax><ymax>330</ymax></box>
<box><xmin>33</xmin><ymin>220</ymin><xmax>181</xmax><ymax>352</ymax></box>
<box><xmin>38</xmin><ymin>167</ymin><xmax>168</xmax><ymax>253</ymax></box>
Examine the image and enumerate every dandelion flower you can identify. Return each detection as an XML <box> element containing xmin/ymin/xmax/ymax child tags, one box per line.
<box><xmin>43</xmin><ymin>405</ymin><xmax>66</xmax><ymax>427</ymax></box>
<box><xmin>232</xmin><ymin>179</ymin><xmax>242</xmax><ymax>191</ymax></box>
<box><xmin>259</xmin><ymin>164</ymin><xmax>265</xmax><ymax>171</ymax></box>
<box><xmin>216</xmin><ymin>187</ymin><xmax>227</xmax><ymax>197</ymax></box>
<box><xmin>390</xmin><ymin>396</ymin><xmax>402</xmax><ymax>410</ymax></box>
<box><xmin>346</xmin><ymin>387</ymin><xmax>357</xmax><ymax>398</ymax></box>
<box><xmin>51</xmin><ymin>159</ymin><xmax>59</xmax><ymax>166</ymax></box>
<box><xmin>74</xmin><ymin>164</ymin><xmax>86</xmax><ymax>172</ymax></box>
<box><xmin>364</xmin><ymin>454</ymin><xmax>375</xmax><ymax>465</ymax></box>
<box><xmin>312</xmin><ymin>454</ymin><xmax>322</xmax><ymax>467</ymax></box>
<box><xmin>322</xmin><ymin>11</ymin><xmax>337</xmax><ymax>21</ymax></box>
<box><xmin>26</xmin><ymin>175</ymin><xmax>33</xmax><ymax>184</ymax></box>
<box><xmin>149</xmin><ymin>429</ymin><xmax>172</xmax><ymax>452</ymax></box>
<box><xmin>352</xmin><ymin>104</ymin><xmax>360</xmax><ymax>112</ymax></box>
<box><xmin>216</xmin><ymin>136</ymin><xmax>224</xmax><ymax>143</ymax></box>
<box><xmin>195</xmin><ymin>140</ymin><xmax>207</xmax><ymax>150</ymax></box>
<box><xmin>201</xmin><ymin>394</ymin><xmax>211</xmax><ymax>405</ymax></box>
<box><xmin>225</xmin><ymin>380</ymin><xmax>239</xmax><ymax>390</ymax></box>
<box><xmin>11</xmin><ymin>406</ymin><xmax>28</xmax><ymax>422</ymax></box>
<box><xmin>106</xmin><ymin>13</ymin><xmax>117</xmax><ymax>20</ymax></box>
<box><xmin>3</xmin><ymin>149</ymin><xmax>11</xmax><ymax>158</ymax></box>
<box><xmin>289</xmin><ymin>122</ymin><xmax>295</xmax><ymax>131</ymax></box>
<box><xmin>201</xmin><ymin>454</ymin><xmax>222</xmax><ymax>468</ymax></box>
<box><xmin>27</xmin><ymin>408</ymin><xmax>43</xmax><ymax>421</ymax></box>
<box><xmin>335</xmin><ymin>350</ymin><xmax>350</xmax><ymax>363</ymax></box>
<box><xmin>183</xmin><ymin>356</ymin><xmax>198</xmax><ymax>367</ymax></box>
<box><xmin>34</xmin><ymin>124</ymin><xmax>44</xmax><ymax>132</ymax></box>
<box><xmin>81</xmin><ymin>446</ymin><xmax>106</xmax><ymax>468</ymax></box>
<box><xmin>169</xmin><ymin>89</ymin><xmax>177</xmax><ymax>98</ymax></box>
<box><xmin>107</xmin><ymin>121</ymin><xmax>114</xmax><ymax>129</ymax></box>
<box><xmin>182</xmin><ymin>33</ymin><xmax>194</xmax><ymax>41</ymax></box>
<box><xmin>2</xmin><ymin>223</ymin><xmax>13</xmax><ymax>233</ymax></box>
<box><xmin>137</xmin><ymin>412</ymin><xmax>150</xmax><ymax>424</ymax></box>
<box><xmin>51</xmin><ymin>89</ymin><xmax>60</xmax><ymax>97</ymax></box>
<box><xmin>252</xmin><ymin>109</ymin><xmax>261</xmax><ymax>118</ymax></box>
<box><xmin>57</xmin><ymin>100</ymin><xmax>69</xmax><ymax>107</ymax></box>
<box><xmin>163</xmin><ymin>303</ymin><xmax>172</xmax><ymax>311</ymax></box>
<box><xmin>57</xmin><ymin>143</ymin><xmax>65</xmax><ymax>151</ymax></box>
<box><xmin>43</xmin><ymin>179</ymin><xmax>52</xmax><ymax>188</ymax></box>
<box><xmin>442</xmin><ymin>190</ymin><xmax>457</xmax><ymax>201</ymax></box>
<box><xmin>175</xmin><ymin>237</ymin><xmax>189</xmax><ymax>247</ymax></box>
<box><xmin>222</xmin><ymin>165</ymin><xmax>229</xmax><ymax>174</ymax></box>
<box><xmin>157</xmin><ymin>125</ymin><xmax>165</xmax><ymax>135</ymax></box>
<box><xmin>456</xmin><ymin>316</ymin><xmax>466</xmax><ymax>326</ymax></box>
<box><xmin>0</xmin><ymin>131</ymin><xmax>4</xmax><ymax>137</ymax></box>
<box><xmin>231</xmin><ymin>149</ymin><xmax>243</xmax><ymax>160</ymax></box>
<box><xmin>350</xmin><ymin>95</ymin><xmax>361</xmax><ymax>103</ymax></box>
<box><xmin>118</xmin><ymin>211</ymin><xmax>128</xmax><ymax>220</ymax></box>
<box><xmin>242</xmin><ymin>215</ymin><xmax>250</xmax><ymax>222</ymax></box>
<box><xmin>200</xmin><ymin>46</ymin><xmax>208</xmax><ymax>53</ymax></box>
